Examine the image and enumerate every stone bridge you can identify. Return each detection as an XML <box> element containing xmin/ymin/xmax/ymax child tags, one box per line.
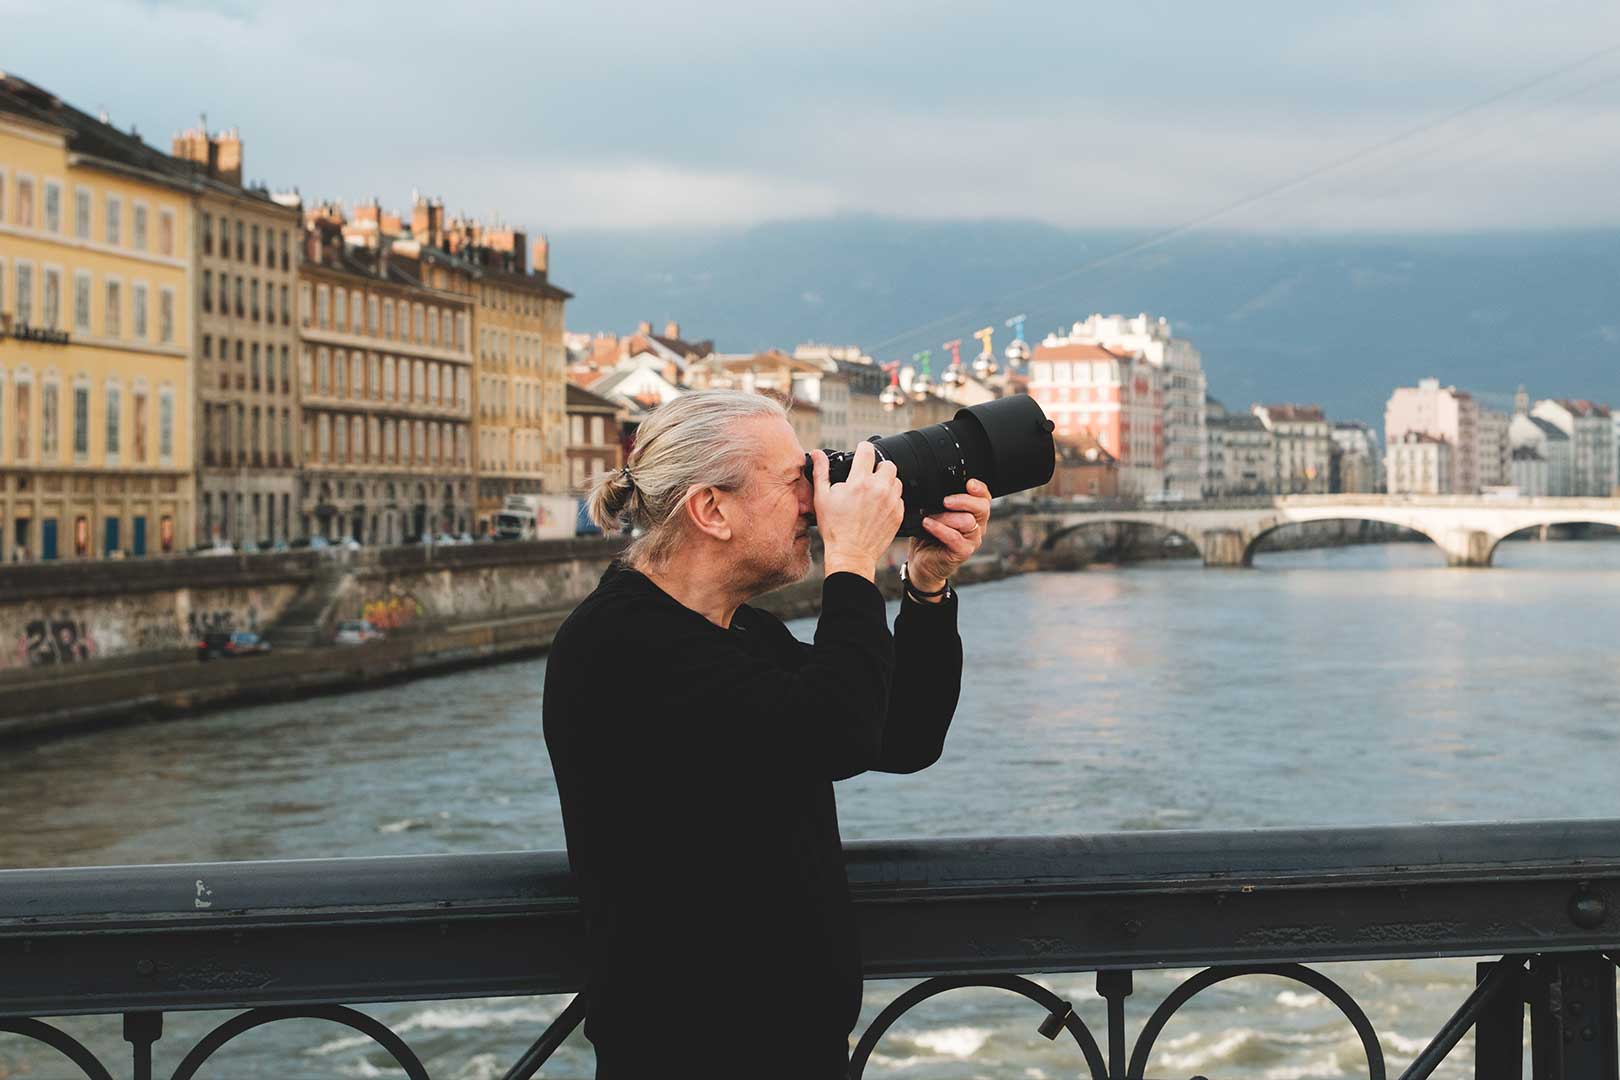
<box><xmin>1012</xmin><ymin>495</ymin><xmax>1620</xmax><ymax>567</ymax></box>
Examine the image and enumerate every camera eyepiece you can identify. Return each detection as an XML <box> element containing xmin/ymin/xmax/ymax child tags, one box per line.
<box><xmin>804</xmin><ymin>395</ymin><xmax>1056</xmax><ymax>537</ymax></box>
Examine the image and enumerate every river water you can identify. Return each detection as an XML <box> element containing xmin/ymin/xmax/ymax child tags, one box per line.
<box><xmin>5</xmin><ymin>539</ymin><xmax>1620</xmax><ymax>1079</ymax></box>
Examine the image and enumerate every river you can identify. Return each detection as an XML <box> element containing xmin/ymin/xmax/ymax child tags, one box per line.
<box><xmin>4</xmin><ymin>538</ymin><xmax>1620</xmax><ymax>1078</ymax></box>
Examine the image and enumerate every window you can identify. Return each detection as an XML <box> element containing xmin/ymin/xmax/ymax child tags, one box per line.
<box><xmin>250</xmin><ymin>279</ymin><xmax>260</xmax><ymax>321</ymax></box>
<box><xmin>299</xmin><ymin>282</ymin><xmax>311</xmax><ymax>325</ymax></box>
<box><xmin>17</xmin><ymin>177</ymin><xmax>34</xmax><ymax>228</ymax></box>
<box><xmin>351</xmin><ymin>353</ymin><xmax>363</xmax><ymax>398</ymax></box>
<box><xmin>334</xmin><ymin>350</ymin><xmax>346</xmax><ymax>397</ymax></box>
<box><xmin>235</xmin><ymin>220</ymin><xmax>244</xmax><ymax>260</ymax></box>
<box><xmin>132</xmin><ymin>283</ymin><xmax>148</xmax><ymax>339</ymax></box>
<box><xmin>234</xmin><ymin>276</ymin><xmax>243</xmax><ymax>317</ymax></box>
<box><xmin>414</xmin><ymin>304</ymin><xmax>424</xmax><ymax>342</ymax></box>
<box><xmin>251</xmin><ymin>344</ymin><xmax>260</xmax><ymax>387</ymax></box>
<box><xmin>281</xmin><ymin>284</ymin><xmax>290</xmax><ymax>325</ymax></box>
<box><xmin>382</xmin><ymin>300</ymin><xmax>394</xmax><ymax>339</ymax></box>
<box><xmin>428</xmin><ymin>307</ymin><xmax>439</xmax><ymax>345</ymax></box>
<box><xmin>383</xmin><ymin>356</ymin><xmax>395</xmax><ymax>398</ymax></box>
<box><xmin>368</xmin><ymin>353</ymin><xmax>379</xmax><ymax>399</ymax></box>
<box><xmin>280</xmin><ymin>230</ymin><xmax>290</xmax><ymax>271</ymax></box>
<box><xmin>367</xmin><ymin>295</ymin><xmax>379</xmax><ymax>333</ymax></box>
<box><xmin>427</xmin><ymin>363</ymin><xmax>438</xmax><ymax>405</ymax></box>
<box><xmin>160</xmin><ymin>388</ymin><xmax>174</xmax><ymax>463</ymax></box>
<box><xmin>441</xmin><ymin>310</ymin><xmax>452</xmax><ymax>346</ymax></box>
<box><xmin>219</xmin><ymin>272</ymin><xmax>228</xmax><ymax>314</ymax></box>
<box><xmin>300</xmin><ymin>349</ymin><xmax>312</xmax><ymax>391</ymax></box>
<box><xmin>202</xmin><ymin>214</ymin><xmax>213</xmax><ymax>255</ymax></box>
<box><xmin>73</xmin><ymin>381</ymin><xmax>89</xmax><ymax>458</ymax></box>
<box><xmin>281</xmin><ymin>346</ymin><xmax>290</xmax><ymax>388</ymax></box>
<box><xmin>105</xmin><ymin>196</ymin><xmax>120</xmax><ymax>245</ymax></box>
<box><xmin>133</xmin><ymin>203</ymin><xmax>148</xmax><ymax>251</ymax></box>
<box><xmin>43</xmin><ymin>181</ymin><xmax>61</xmax><ymax>232</ymax></box>
<box><xmin>318</xmin><ymin>415</ymin><xmax>330</xmax><ymax>460</ymax></box>
<box><xmin>202</xmin><ymin>335</ymin><xmax>211</xmax><ymax>360</ymax></box>
<box><xmin>73</xmin><ymin>272</ymin><xmax>90</xmax><ymax>333</ymax></box>
<box><xmin>335</xmin><ymin>287</ymin><xmax>347</xmax><ymax>330</ymax></box>
<box><xmin>133</xmin><ymin>387</ymin><xmax>148</xmax><ymax>462</ymax></box>
<box><xmin>317</xmin><ymin>286</ymin><xmax>329</xmax><ymax>328</ymax></box>
<box><xmin>251</xmin><ymin>224</ymin><xmax>260</xmax><ymax>264</ymax></box>
<box><xmin>159</xmin><ymin>210</ymin><xmax>175</xmax><ymax>256</ymax></box>
<box><xmin>318</xmin><ymin>348</ymin><xmax>329</xmax><ymax>394</ymax></box>
<box><xmin>105</xmin><ymin>383</ymin><xmax>121</xmax><ymax>460</ymax></box>
<box><xmin>42</xmin><ymin>268</ymin><xmax>61</xmax><ymax>330</ymax></box>
<box><xmin>351</xmin><ymin>291</ymin><xmax>362</xmax><ymax>331</ymax></box>
<box><xmin>104</xmin><ymin>279</ymin><xmax>120</xmax><ymax>338</ymax></box>
<box><xmin>251</xmin><ymin>408</ymin><xmax>261</xmax><ymax>459</ymax></box>
<box><xmin>40</xmin><ymin>377</ymin><xmax>58</xmax><ymax>460</ymax></box>
<box><xmin>74</xmin><ymin>187</ymin><xmax>90</xmax><ymax>239</ymax></box>
<box><xmin>279</xmin><ymin>410</ymin><xmax>289</xmax><ymax>464</ymax></box>
<box><xmin>13</xmin><ymin>373</ymin><xmax>29</xmax><ymax>459</ymax></box>
<box><xmin>158</xmin><ymin>288</ymin><xmax>174</xmax><ymax>343</ymax></box>
<box><xmin>201</xmin><ymin>268</ymin><xmax>212</xmax><ymax>313</ymax></box>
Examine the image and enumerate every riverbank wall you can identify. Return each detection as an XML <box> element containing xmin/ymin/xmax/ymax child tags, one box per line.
<box><xmin>1</xmin><ymin>533</ymin><xmax>1014</xmax><ymax>743</ymax></box>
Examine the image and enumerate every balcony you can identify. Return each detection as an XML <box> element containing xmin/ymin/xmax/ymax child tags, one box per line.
<box><xmin>1</xmin><ymin>820</ymin><xmax>1617</xmax><ymax>1079</ymax></box>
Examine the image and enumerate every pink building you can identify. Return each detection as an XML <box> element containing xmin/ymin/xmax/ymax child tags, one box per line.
<box><xmin>1028</xmin><ymin>340</ymin><xmax>1163</xmax><ymax>495</ymax></box>
<box><xmin>1384</xmin><ymin>377</ymin><xmax>1478</xmax><ymax>494</ymax></box>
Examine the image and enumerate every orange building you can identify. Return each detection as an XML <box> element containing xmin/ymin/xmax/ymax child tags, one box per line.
<box><xmin>1028</xmin><ymin>340</ymin><xmax>1162</xmax><ymax>496</ymax></box>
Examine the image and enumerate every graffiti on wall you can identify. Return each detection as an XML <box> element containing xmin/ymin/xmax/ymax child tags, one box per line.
<box><xmin>185</xmin><ymin>607</ymin><xmax>260</xmax><ymax>640</ymax></box>
<box><xmin>17</xmin><ymin>616</ymin><xmax>97</xmax><ymax>666</ymax></box>
<box><xmin>362</xmin><ymin>592</ymin><xmax>424</xmax><ymax>631</ymax></box>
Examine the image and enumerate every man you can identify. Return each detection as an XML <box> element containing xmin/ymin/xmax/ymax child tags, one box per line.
<box><xmin>544</xmin><ymin>389</ymin><xmax>989</xmax><ymax>1077</ymax></box>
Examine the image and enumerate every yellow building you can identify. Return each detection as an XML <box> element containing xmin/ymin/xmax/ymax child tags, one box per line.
<box><xmin>0</xmin><ymin>73</ymin><xmax>194</xmax><ymax>560</ymax></box>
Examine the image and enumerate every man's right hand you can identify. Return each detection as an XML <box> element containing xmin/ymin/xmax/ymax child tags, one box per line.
<box><xmin>811</xmin><ymin>442</ymin><xmax>903</xmax><ymax>582</ymax></box>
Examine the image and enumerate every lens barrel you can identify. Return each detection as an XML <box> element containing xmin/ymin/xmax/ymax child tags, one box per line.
<box><xmin>807</xmin><ymin>395</ymin><xmax>1056</xmax><ymax>538</ymax></box>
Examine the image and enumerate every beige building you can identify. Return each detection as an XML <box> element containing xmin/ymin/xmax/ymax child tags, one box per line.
<box><xmin>0</xmin><ymin>73</ymin><xmax>194</xmax><ymax>560</ymax></box>
<box><xmin>297</xmin><ymin>209</ymin><xmax>475</xmax><ymax>542</ymax></box>
<box><xmin>1387</xmin><ymin>431</ymin><xmax>1452</xmax><ymax>494</ymax></box>
<box><xmin>171</xmin><ymin>123</ymin><xmax>302</xmax><ymax>547</ymax></box>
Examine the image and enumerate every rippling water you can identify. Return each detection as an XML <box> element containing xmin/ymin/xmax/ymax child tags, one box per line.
<box><xmin>5</xmin><ymin>538</ymin><xmax>1620</xmax><ymax>1078</ymax></box>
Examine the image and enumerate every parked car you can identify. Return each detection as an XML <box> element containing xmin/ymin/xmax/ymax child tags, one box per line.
<box><xmin>333</xmin><ymin>619</ymin><xmax>385</xmax><ymax>646</ymax></box>
<box><xmin>196</xmin><ymin>630</ymin><xmax>272</xmax><ymax>661</ymax></box>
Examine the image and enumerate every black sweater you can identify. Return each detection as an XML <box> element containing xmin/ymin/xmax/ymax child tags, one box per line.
<box><xmin>543</xmin><ymin>563</ymin><xmax>962</xmax><ymax>1076</ymax></box>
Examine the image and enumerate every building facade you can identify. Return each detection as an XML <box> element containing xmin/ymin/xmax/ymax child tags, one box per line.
<box><xmin>1384</xmin><ymin>377</ymin><xmax>1478</xmax><ymax>494</ymax></box>
<box><xmin>1508</xmin><ymin>413</ymin><xmax>1571</xmax><ymax>496</ymax></box>
<box><xmin>1530</xmin><ymin>399</ymin><xmax>1615</xmax><ymax>497</ymax></box>
<box><xmin>1067</xmin><ymin>314</ymin><xmax>1205</xmax><ymax>499</ymax></box>
<box><xmin>1475</xmin><ymin>408</ymin><xmax>1511</xmax><ymax>490</ymax></box>
<box><xmin>1030</xmin><ymin>338</ymin><xmax>1163</xmax><ymax>496</ymax></box>
<box><xmin>0</xmin><ymin>74</ymin><xmax>194</xmax><ymax>560</ymax></box>
<box><xmin>564</xmin><ymin>382</ymin><xmax>624</xmax><ymax>493</ymax></box>
<box><xmin>297</xmin><ymin>212</ymin><xmax>475</xmax><ymax>542</ymax></box>
<box><xmin>172</xmin><ymin>123</ymin><xmax>302</xmax><ymax>547</ymax></box>
<box><xmin>1252</xmin><ymin>404</ymin><xmax>1332</xmax><ymax>494</ymax></box>
<box><xmin>1205</xmin><ymin>397</ymin><xmax>1274</xmax><ymax>496</ymax></box>
<box><xmin>1387</xmin><ymin>431</ymin><xmax>1452</xmax><ymax>495</ymax></box>
<box><xmin>1331</xmin><ymin>422</ymin><xmax>1382</xmax><ymax>494</ymax></box>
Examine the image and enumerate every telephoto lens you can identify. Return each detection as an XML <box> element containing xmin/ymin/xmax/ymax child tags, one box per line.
<box><xmin>805</xmin><ymin>395</ymin><xmax>1056</xmax><ymax>537</ymax></box>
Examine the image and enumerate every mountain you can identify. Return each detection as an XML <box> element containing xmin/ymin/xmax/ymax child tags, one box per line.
<box><xmin>548</xmin><ymin>217</ymin><xmax>1620</xmax><ymax>428</ymax></box>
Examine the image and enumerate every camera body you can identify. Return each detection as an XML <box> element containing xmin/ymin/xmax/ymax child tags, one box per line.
<box><xmin>805</xmin><ymin>395</ymin><xmax>1056</xmax><ymax>538</ymax></box>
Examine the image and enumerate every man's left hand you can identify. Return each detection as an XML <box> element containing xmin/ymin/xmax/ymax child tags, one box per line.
<box><xmin>905</xmin><ymin>479</ymin><xmax>992</xmax><ymax>598</ymax></box>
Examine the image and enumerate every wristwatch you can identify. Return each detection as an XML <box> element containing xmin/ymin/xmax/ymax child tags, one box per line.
<box><xmin>899</xmin><ymin>561</ymin><xmax>952</xmax><ymax>603</ymax></box>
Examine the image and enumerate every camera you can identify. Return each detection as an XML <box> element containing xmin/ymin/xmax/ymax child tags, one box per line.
<box><xmin>805</xmin><ymin>395</ymin><xmax>1056</xmax><ymax>537</ymax></box>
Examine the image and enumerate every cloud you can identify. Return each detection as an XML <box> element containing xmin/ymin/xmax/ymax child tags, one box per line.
<box><xmin>7</xmin><ymin>0</ymin><xmax>1620</xmax><ymax>232</ymax></box>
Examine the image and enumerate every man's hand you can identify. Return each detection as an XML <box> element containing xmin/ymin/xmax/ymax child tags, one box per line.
<box><xmin>905</xmin><ymin>479</ymin><xmax>991</xmax><ymax>600</ymax></box>
<box><xmin>812</xmin><ymin>443</ymin><xmax>904</xmax><ymax>583</ymax></box>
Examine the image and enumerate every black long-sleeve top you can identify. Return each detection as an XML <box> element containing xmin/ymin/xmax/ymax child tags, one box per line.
<box><xmin>542</xmin><ymin>563</ymin><xmax>962</xmax><ymax>1077</ymax></box>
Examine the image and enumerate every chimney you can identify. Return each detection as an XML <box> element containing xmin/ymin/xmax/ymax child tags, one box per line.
<box><xmin>1515</xmin><ymin>385</ymin><xmax>1529</xmax><ymax>416</ymax></box>
<box><xmin>663</xmin><ymin>321</ymin><xmax>680</xmax><ymax>340</ymax></box>
<box><xmin>532</xmin><ymin>234</ymin><xmax>549</xmax><ymax>276</ymax></box>
<box><xmin>410</xmin><ymin>195</ymin><xmax>445</xmax><ymax>248</ymax></box>
<box><xmin>637</xmin><ymin>320</ymin><xmax>652</xmax><ymax>335</ymax></box>
<box><xmin>214</xmin><ymin>127</ymin><xmax>242</xmax><ymax>186</ymax></box>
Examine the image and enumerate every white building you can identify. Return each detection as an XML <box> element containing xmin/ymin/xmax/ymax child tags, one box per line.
<box><xmin>1530</xmin><ymin>398</ymin><xmax>1615</xmax><ymax>496</ymax></box>
<box><xmin>1253</xmin><ymin>404</ymin><xmax>1333</xmax><ymax>494</ymax></box>
<box><xmin>1064</xmin><ymin>314</ymin><xmax>1206</xmax><ymax>499</ymax></box>
<box><xmin>1387</xmin><ymin>431</ymin><xmax>1452</xmax><ymax>494</ymax></box>
<box><xmin>1511</xmin><ymin>445</ymin><xmax>1549</xmax><ymax>497</ymax></box>
<box><xmin>1384</xmin><ymin>377</ymin><xmax>1478</xmax><ymax>494</ymax></box>
<box><xmin>1509</xmin><ymin>413</ymin><xmax>1572</xmax><ymax>496</ymax></box>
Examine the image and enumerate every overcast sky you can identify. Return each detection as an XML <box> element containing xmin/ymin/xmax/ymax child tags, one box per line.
<box><xmin>7</xmin><ymin>0</ymin><xmax>1620</xmax><ymax>234</ymax></box>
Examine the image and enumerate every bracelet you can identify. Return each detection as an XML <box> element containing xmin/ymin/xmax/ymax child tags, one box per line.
<box><xmin>899</xmin><ymin>561</ymin><xmax>950</xmax><ymax>600</ymax></box>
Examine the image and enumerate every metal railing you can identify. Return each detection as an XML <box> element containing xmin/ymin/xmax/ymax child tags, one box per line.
<box><xmin>3</xmin><ymin>819</ymin><xmax>1619</xmax><ymax>1078</ymax></box>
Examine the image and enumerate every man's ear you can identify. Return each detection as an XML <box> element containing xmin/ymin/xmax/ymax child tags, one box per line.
<box><xmin>684</xmin><ymin>485</ymin><xmax>733</xmax><ymax>542</ymax></box>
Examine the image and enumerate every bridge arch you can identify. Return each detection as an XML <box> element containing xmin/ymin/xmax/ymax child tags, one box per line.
<box><xmin>1487</xmin><ymin>517</ymin><xmax>1620</xmax><ymax>567</ymax></box>
<box><xmin>1241</xmin><ymin>516</ymin><xmax>1446</xmax><ymax>568</ymax></box>
<box><xmin>1042</xmin><ymin>518</ymin><xmax>1204</xmax><ymax>561</ymax></box>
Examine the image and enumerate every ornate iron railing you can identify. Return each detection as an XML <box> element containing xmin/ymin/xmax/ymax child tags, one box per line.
<box><xmin>4</xmin><ymin>819</ymin><xmax>1620</xmax><ymax>1078</ymax></box>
